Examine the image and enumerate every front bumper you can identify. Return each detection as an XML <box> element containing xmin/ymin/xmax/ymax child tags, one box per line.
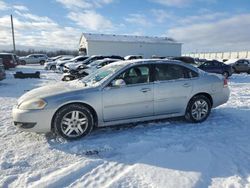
<box><xmin>12</xmin><ymin>106</ymin><xmax>54</xmax><ymax>133</ymax></box>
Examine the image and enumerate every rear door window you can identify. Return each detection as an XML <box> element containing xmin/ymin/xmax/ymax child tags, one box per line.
<box><xmin>154</xmin><ymin>64</ymin><xmax>198</xmax><ymax>81</ymax></box>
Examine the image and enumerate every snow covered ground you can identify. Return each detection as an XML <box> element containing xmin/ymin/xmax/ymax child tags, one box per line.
<box><xmin>0</xmin><ymin>65</ymin><xmax>250</xmax><ymax>188</ymax></box>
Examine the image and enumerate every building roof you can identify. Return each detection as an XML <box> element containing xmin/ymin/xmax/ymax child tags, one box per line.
<box><xmin>81</xmin><ymin>33</ymin><xmax>180</xmax><ymax>44</ymax></box>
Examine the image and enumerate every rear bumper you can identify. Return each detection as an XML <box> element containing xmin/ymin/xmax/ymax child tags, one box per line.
<box><xmin>212</xmin><ymin>87</ymin><xmax>230</xmax><ymax>108</ymax></box>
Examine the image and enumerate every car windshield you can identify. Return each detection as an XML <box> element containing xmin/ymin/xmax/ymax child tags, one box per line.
<box><xmin>81</xmin><ymin>64</ymin><xmax>124</xmax><ymax>86</ymax></box>
<box><xmin>82</xmin><ymin>57</ymin><xmax>104</xmax><ymax>65</ymax></box>
<box><xmin>71</xmin><ymin>56</ymin><xmax>84</xmax><ymax>61</ymax></box>
<box><xmin>89</xmin><ymin>60</ymin><xmax>103</xmax><ymax>67</ymax></box>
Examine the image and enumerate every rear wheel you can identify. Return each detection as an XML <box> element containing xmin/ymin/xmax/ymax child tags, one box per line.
<box><xmin>40</xmin><ymin>60</ymin><xmax>45</xmax><ymax>65</ymax></box>
<box><xmin>54</xmin><ymin>104</ymin><xmax>94</xmax><ymax>140</ymax></box>
<box><xmin>21</xmin><ymin>60</ymin><xmax>26</xmax><ymax>65</ymax></box>
<box><xmin>185</xmin><ymin>95</ymin><xmax>211</xmax><ymax>123</ymax></box>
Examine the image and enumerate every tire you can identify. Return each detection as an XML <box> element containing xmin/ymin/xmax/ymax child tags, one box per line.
<box><xmin>21</xmin><ymin>60</ymin><xmax>26</xmax><ymax>65</ymax></box>
<box><xmin>185</xmin><ymin>95</ymin><xmax>211</xmax><ymax>123</ymax></box>
<box><xmin>50</xmin><ymin>65</ymin><xmax>56</xmax><ymax>70</ymax></box>
<box><xmin>222</xmin><ymin>71</ymin><xmax>229</xmax><ymax>78</ymax></box>
<box><xmin>247</xmin><ymin>70</ymin><xmax>250</xmax><ymax>74</ymax></box>
<box><xmin>53</xmin><ymin>104</ymin><xmax>94</xmax><ymax>140</ymax></box>
<box><xmin>40</xmin><ymin>60</ymin><xmax>45</xmax><ymax>65</ymax></box>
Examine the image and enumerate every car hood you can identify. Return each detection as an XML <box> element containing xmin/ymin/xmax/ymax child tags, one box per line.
<box><xmin>46</xmin><ymin>61</ymin><xmax>57</xmax><ymax>65</ymax></box>
<box><xmin>57</xmin><ymin>60</ymin><xmax>73</xmax><ymax>66</ymax></box>
<box><xmin>65</xmin><ymin>62</ymin><xmax>83</xmax><ymax>69</ymax></box>
<box><xmin>19</xmin><ymin>57</ymin><xmax>27</xmax><ymax>60</ymax></box>
<box><xmin>18</xmin><ymin>81</ymin><xmax>87</xmax><ymax>105</ymax></box>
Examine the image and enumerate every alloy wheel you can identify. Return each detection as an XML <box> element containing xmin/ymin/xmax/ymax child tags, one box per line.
<box><xmin>191</xmin><ymin>99</ymin><xmax>209</xmax><ymax>121</ymax></box>
<box><xmin>61</xmin><ymin>110</ymin><xmax>88</xmax><ymax>138</ymax></box>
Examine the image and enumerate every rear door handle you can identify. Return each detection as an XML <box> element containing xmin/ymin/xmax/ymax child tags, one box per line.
<box><xmin>140</xmin><ymin>88</ymin><xmax>151</xmax><ymax>93</ymax></box>
<box><xmin>183</xmin><ymin>83</ymin><xmax>191</xmax><ymax>87</ymax></box>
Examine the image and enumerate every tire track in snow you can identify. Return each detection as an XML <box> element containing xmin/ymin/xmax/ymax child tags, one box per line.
<box><xmin>68</xmin><ymin>161</ymin><xmax>134</xmax><ymax>188</ymax></box>
<box><xmin>69</xmin><ymin>161</ymin><xmax>133</xmax><ymax>188</ymax></box>
<box><xmin>28</xmin><ymin>159</ymin><xmax>104</xmax><ymax>188</ymax></box>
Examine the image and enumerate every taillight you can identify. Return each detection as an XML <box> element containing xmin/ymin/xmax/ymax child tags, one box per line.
<box><xmin>223</xmin><ymin>78</ymin><xmax>228</xmax><ymax>87</ymax></box>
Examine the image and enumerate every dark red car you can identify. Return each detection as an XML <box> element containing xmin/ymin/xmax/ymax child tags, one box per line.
<box><xmin>0</xmin><ymin>53</ymin><xmax>18</xmax><ymax>69</ymax></box>
<box><xmin>0</xmin><ymin>60</ymin><xmax>6</xmax><ymax>81</ymax></box>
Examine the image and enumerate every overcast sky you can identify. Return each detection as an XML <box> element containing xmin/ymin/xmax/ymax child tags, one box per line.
<box><xmin>0</xmin><ymin>0</ymin><xmax>250</xmax><ymax>53</ymax></box>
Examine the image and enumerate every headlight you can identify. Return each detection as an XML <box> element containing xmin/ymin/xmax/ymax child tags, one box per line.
<box><xmin>19</xmin><ymin>99</ymin><xmax>47</xmax><ymax>110</ymax></box>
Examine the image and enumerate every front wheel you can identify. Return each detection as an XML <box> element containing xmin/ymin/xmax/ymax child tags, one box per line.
<box><xmin>53</xmin><ymin>104</ymin><xmax>94</xmax><ymax>140</ymax></box>
<box><xmin>50</xmin><ymin>65</ymin><xmax>56</xmax><ymax>70</ymax></box>
<box><xmin>185</xmin><ymin>95</ymin><xmax>211</xmax><ymax>123</ymax></box>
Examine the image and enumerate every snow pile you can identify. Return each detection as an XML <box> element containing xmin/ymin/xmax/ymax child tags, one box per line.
<box><xmin>0</xmin><ymin>65</ymin><xmax>250</xmax><ymax>187</ymax></box>
<box><xmin>82</xmin><ymin>33</ymin><xmax>178</xmax><ymax>44</ymax></box>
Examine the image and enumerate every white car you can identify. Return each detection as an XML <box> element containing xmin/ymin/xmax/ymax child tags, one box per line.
<box><xmin>19</xmin><ymin>54</ymin><xmax>48</xmax><ymax>65</ymax></box>
<box><xmin>84</xmin><ymin>58</ymin><xmax>121</xmax><ymax>75</ymax></box>
<box><xmin>44</xmin><ymin>56</ymin><xmax>74</xmax><ymax>70</ymax></box>
<box><xmin>64</xmin><ymin>55</ymin><xmax>124</xmax><ymax>72</ymax></box>
<box><xmin>56</xmin><ymin>56</ymin><xmax>88</xmax><ymax>72</ymax></box>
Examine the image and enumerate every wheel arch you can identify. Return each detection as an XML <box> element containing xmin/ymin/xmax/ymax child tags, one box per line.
<box><xmin>188</xmin><ymin>92</ymin><xmax>213</xmax><ymax>107</ymax></box>
<box><xmin>51</xmin><ymin>102</ymin><xmax>98</xmax><ymax>131</ymax></box>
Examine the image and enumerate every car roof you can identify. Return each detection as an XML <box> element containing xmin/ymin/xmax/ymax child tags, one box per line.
<box><xmin>29</xmin><ymin>54</ymin><xmax>47</xmax><ymax>56</ymax></box>
<box><xmin>109</xmin><ymin>59</ymin><xmax>199</xmax><ymax>72</ymax></box>
<box><xmin>0</xmin><ymin>53</ymin><xmax>15</xmax><ymax>55</ymax></box>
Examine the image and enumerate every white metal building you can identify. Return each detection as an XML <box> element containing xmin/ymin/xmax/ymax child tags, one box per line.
<box><xmin>79</xmin><ymin>33</ymin><xmax>182</xmax><ymax>58</ymax></box>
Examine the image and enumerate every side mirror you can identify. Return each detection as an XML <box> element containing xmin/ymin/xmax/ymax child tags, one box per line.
<box><xmin>111</xmin><ymin>79</ymin><xmax>126</xmax><ymax>87</ymax></box>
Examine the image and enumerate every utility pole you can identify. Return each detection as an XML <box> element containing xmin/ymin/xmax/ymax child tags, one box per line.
<box><xmin>10</xmin><ymin>14</ymin><xmax>16</xmax><ymax>53</ymax></box>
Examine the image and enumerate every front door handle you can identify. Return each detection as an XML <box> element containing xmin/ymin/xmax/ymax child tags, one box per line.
<box><xmin>140</xmin><ymin>88</ymin><xmax>151</xmax><ymax>93</ymax></box>
<box><xmin>183</xmin><ymin>83</ymin><xmax>191</xmax><ymax>87</ymax></box>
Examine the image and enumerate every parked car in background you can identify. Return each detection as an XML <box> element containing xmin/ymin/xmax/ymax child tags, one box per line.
<box><xmin>13</xmin><ymin>59</ymin><xmax>230</xmax><ymax>140</ymax></box>
<box><xmin>46</xmin><ymin>55</ymin><xmax>63</xmax><ymax>63</ymax></box>
<box><xmin>230</xmin><ymin>59</ymin><xmax>250</xmax><ymax>74</ymax></box>
<box><xmin>62</xmin><ymin>58</ymin><xmax>121</xmax><ymax>81</ymax></box>
<box><xmin>124</xmin><ymin>55</ymin><xmax>143</xmax><ymax>60</ymax></box>
<box><xmin>0</xmin><ymin>53</ymin><xmax>18</xmax><ymax>69</ymax></box>
<box><xmin>19</xmin><ymin>54</ymin><xmax>48</xmax><ymax>65</ymax></box>
<box><xmin>64</xmin><ymin>55</ymin><xmax>124</xmax><ymax>72</ymax></box>
<box><xmin>198</xmin><ymin>60</ymin><xmax>233</xmax><ymax>78</ymax></box>
<box><xmin>44</xmin><ymin>55</ymin><xmax>75</xmax><ymax>70</ymax></box>
<box><xmin>172</xmin><ymin>56</ymin><xmax>198</xmax><ymax>66</ymax></box>
<box><xmin>151</xmin><ymin>55</ymin><xmax>166</xmax><ymax>59</ymax></box>
<box><xmin>56</xmin><ymin>56</ymin><xmax>89</xmax><ymax>72</ymax></box>
<box><xmin>0</xmin><ymin>59</ymin><xmax>6</xmax><ymax>81</ymax></box>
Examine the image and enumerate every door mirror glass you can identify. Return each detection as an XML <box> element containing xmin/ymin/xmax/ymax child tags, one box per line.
<box><xmin>111</xmin><ymin>79</ymin><xmax>126</xmax><ymax>87</ymax></box>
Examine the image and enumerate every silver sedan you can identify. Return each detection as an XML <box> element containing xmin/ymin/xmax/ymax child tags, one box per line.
<box><xmin>12</xmin><ymin>59</ymin><xmax>230</xmax><ymax>140</ymax></box>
